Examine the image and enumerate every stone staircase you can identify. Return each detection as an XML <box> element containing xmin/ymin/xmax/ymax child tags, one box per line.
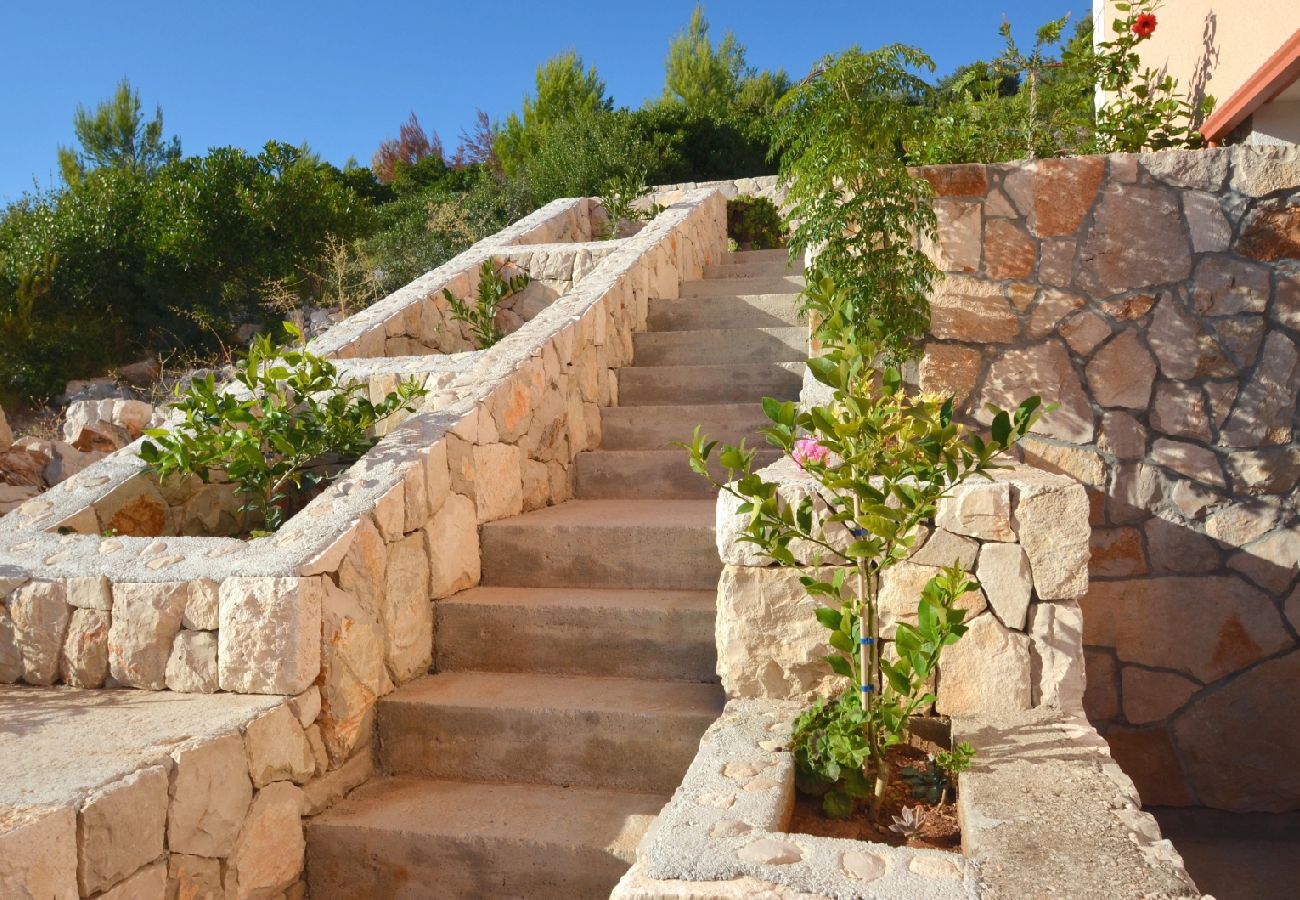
<box><xmin>305</xmin><ymin>249</ymin><xmax>804</xmax><ymax>899</ymax></box>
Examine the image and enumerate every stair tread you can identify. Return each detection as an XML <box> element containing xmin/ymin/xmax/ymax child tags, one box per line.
<box><xmin>482</xmin><ymin>498</ymin><xmax>715</xmax><ymax>529</ymax></box>
<box><xmin>310</xmin><ymin>775</ymin><xmax>664</xmax><ymax>852</ymax></box>
<box><xmin>384</xmin><ymin>671</ymin><xmax>725</xmax><ymax>716</ymax></box>
<box><xmin>442</xmin><ymin>585</ymin><xmax>716</xmax><ymax>612</ymax></box>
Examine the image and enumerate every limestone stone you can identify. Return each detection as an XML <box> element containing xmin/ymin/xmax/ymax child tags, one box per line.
<box><xmin>305</xmin><ymin>724</ymin><xmax>328</xmax><ymax>775</ymax></box>
<box><xmin>1230</xmin><ymin>146</ymin><xmax>1300</xmax><ymax>196</ymax></box>
<box><xmin>520</xmin><ymin>458</ymin><xmax>550</xmax><ymax>511</ymax></box>
<box><xmin>97</xmin><ymin>861</ymin><xmax>165</xmax><ymax>900</ymax></box>
<box><xmin>0</xmin><ymin>607</ymin><xmax>18</xmax><ymax>684</ymax></box>
<box><xmin>225</xmin><ymin>781</ymin><xmax>305</xmax><ymax>900</ymax></box>
<box><xmin>929</xmin><ymin>277</ymin><xmax>1019</xmax><ymax>343</ymax></box>
<box><xmin>1020</xmin><ymin>438</ymin><xmax>1105</xmax><ymax>487</ymax></box>
<box><xmin>289</xmin><ymin>686</ymin><xmax>321</xmax><ymax>729</ymax></box>
<box><xmin>168</xmin><ymin>732</ymin><xmax>253</xmax><ymax>857</ymax></box>
<box><xmin>1085</xmin><ymin>331</ymin><xmax>1155</xmax><ymax>409</ymax></box>
<box><xmin>917</xmin><ymin>164</ymin><xmax>988</xmax><ymax>197</ymax></box>
<box><xmin>1220</xmin><ymin>332</ymin><xmax>1299</xmax><ymax>448</ymax></box>
<box><xmin>320</xmin><ymin>581</ymin><xmax>391</xmax><ymax>766</ymax></box>
<box><xmin>1108</xmin><ymin>463</ymin><xmax>1167</xmax><ymax>523</ymax></box>
<box><xmin>1190</xmin><ymin>256</ymin><xmax>1270</xmax><ymax>315</ymax></box>
<box><xmin>1150</xmin><ymin>439</ymin><xmax>1225</xmax><ymax>487</ymax></box>
<box><xmin>0</xmin><ymin>807</ymin><xmax>79</xmax><ymax>899</ymax></box>
<box><xmin>59</xmin><ymin>608</ymin><xmax>110</xmax><ymax>688</ymax></box>
<box><xmin>935</xmin><ymin>481</ymin><xmax>1014</xmax><ymax>542</ymax></box>
<box><xmin>167</xmin><ymin>854</ymin><xmax>224</xmax><ymax>900</ymax></box>
<box><xmin>382</xmin><ymin>531</ymin><xmax>433</xmax><ymax>683</ymax></box>
<box><xmin>936</xmin><ymin>613</ymin><xmax>1032</xmax><ymax>716</ymax></box>
<box><xmin>840</xmin><ymin>849</ymin><xmax>887</xmax><ymax>882</ymax></box>
<box><xmin>1028</xmin><ymin>601</ymin><xmax>1085</xmax><ymax>713</ymax></box>
<box><xmin>1168</xmin><ymin>479</ymin><xmax>1222</xmax><ymax>520</ymax></box>
<box><xmin>736</xmin><ymin>838</ymin><xmax>801</xmax><ymax>865</ymax></box>
<box><xmin>1012</xmin><ymin>479</ymin><xmax>1090</xmax><ymax>599</ymax></box>
<box><xmin>1082</xmin><ymin>576</ymin><xmax>1289</xmax><ymax>683</ymax></box>
<box><xmin>245</xmin><ymin>704</ymin><xmax>316</xmax><ymax>787</ymax></box>
<box><xmin>1005</xmin><ymin>281</ymin><xmax>1036</xmax><ymax>311</ymax></box>
<box><xmin>932</xmin><ymin>200</ymin><xmax>982</xmax><ymax>272</ymax></box>
<box><xmin>1224</xmin><ymin>447</ymin><xmax>1300</xmax><ymax>497</ymax></box>
<box><xmin>910</xmin><ymin>528</ymin><xmax>979</xmax><ymax>569</ymax></box>
<box><xmin>165</xmin><ymin>630</ymin><xmax>219</xmax><ymax>693</ymax></box>
<box><xmin>1089</xmin><ymin>527</ymin><xmax>1147</xmax><ymax>577</ymax></box>
<box><xmin>1023</xmin><ymin>156</ymin><xmax>1106</xmax><ymax>237</ymax></box>
<box><xmin>302</xmin><ymin>749</ymin><xmax>374</xmax><ymax>816</ymax></box>
<box><xmin>336</xmin><ymin>515</ymin><xmax>386</xmax><ymax>617</ymax></box>
<box><xmin>881</xmin><ymin>561</ymin><xmax>987</xmax><ymax>628</ymax></box>
<box><xmin>909</xmin><ymin>855</ymin><xmax>962</xmax><ymax>880</ymax></box>
<box><xmin>1229</xmin><ymin>528</ymin><xmax>1300</xmax><ymax>594</ymax></box>
<box><xmin>1143</xmin><ymin>517</ymin><xmax>1221</xmax><ymax>575</ymax></box>
<box><xmin>1206</xmin><ymin>502</ymin><xmax>1282</xmax><ymax>548</ymax></box>
<box><xmin>977</xmin><ymin>543</ymin><xmax>1033</xmax><ymax>629</ymax></box>
<box><xmin>1027</xmin><ymin>288</ymin><xmax>1086</xmax><ymax>339</ymax></box>
<box><xmin>1097</xmin><ymin>411</ymin><xmax>1147</xmax><ymax>460</ymax></box>
<box><xmin>1099</xmin><ymin>292</ymin><xmax>1156</xmax><ymax>321</ymax></box>
<box><xmin>1204</xmin><ymin>380</ymin><xmax>1239</xmax><ymax>428</ymax></box>
<box><xmin>66</xmin><ymin>575</ymin><xmax>112</xmax><ymax>610</ymax></box>
<box><xmin>1182</xmin><ymin>192</ymin><xmax>1231</xmax><ymax>252</ymax></box>
<box><xmin>108</xmin><ymin>582</ymin><xmax>188</xmax><ymax>690</ymax></box>
<box><xmin>979</xmin><ymin>340</ymin><xmax>1094</xmax><ymax>442</ymax></box>
<box><xmin>1077</xmin><ymin>183</ymin><xmax>1192</xmax><ymax>297</ymax></box>
<box><xmin>1084</xmin><ymin>649</ymin><xmax>1120</xmax><ymax>720</ymax></box>
<box><xmin>715</xmin><ymin>566</ymin><xmax>836</xmax><ymax>699</ymax></box>
<box><xmin>1173</xmin><ymin>651</ymin><xmax>1300</xmax><ymax>812</ymax></box>
<box><xmin>425</xmin><ymin>492</ymin><xmax>480</xmax><ymax>598</ymax></box>
<box><xmin>1147</xmin><ymin>293</ymin><xmax>1230</xmax><ymax>380</ymax></box>
<box><xmin>918</xmin><ymin>343</ymin><xmax>982</xmax><ymax>409</ymax></box>
<box><xmin>1122</xmin><ymin>667</ymin><xmax>1199</xmax><ymax>725</ymax></box>
<box><xmin>1212</xmin><ymin>315</ymin><xmax>1266</xmax><ymax>368</ymax></box>
<box><xmin>1237</xmin><ymin>205</ymin><xmax>1300</xmax><ymax>262</ymax></box>
<box><xmin>470</xmin><ymin>442</ymin><xmax>524</xmax><ymax>522</ymax></box>
<box><xmin>10</xmin><ymin>581</ymin><xmax>71</xmax><ymax>686</ymax></box>
<box><xmin>984</xmin><ymin>218</ymin><xmax>1036</xmax><ymax>280</ymax></box>
<box><xmin>1150</xmin><ymin>381</ymin><xmax>1211</xmax><ymax>441</ymax></box>
<box><xmin>218</xmin><ymin>577</ymin><xmax>322</xmax><ymax>695</ymax></box>
<box><xmin>1141</xmin><ymin>149</ymin><xmax>1229</xmax><ymax>191</ymax></box>
<box><xmin>1104</xmin><ymin>727</ymin><xmax>1192</xmax><ymax>807</ymax></box>
<box><xmin>78</xmin><ymin>765</ymin><xmax>168</xmax><ymax>896</ymax></box>
<box><xmin>1059</xmin><ymin>310</ymin><xmax>1112</xmax><ymax>355</ymax></box>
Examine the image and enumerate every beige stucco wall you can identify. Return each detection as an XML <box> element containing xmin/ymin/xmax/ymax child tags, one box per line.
<box><xmin>1094</xmin><ymin>0</ymin><xmax>1300</xmax><ymax>113</ymax></box>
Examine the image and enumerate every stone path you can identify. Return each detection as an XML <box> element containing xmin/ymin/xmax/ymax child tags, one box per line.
<box><xmin>305</xmin><ymin>249</ymin><xmax>805</xmax><ymax>899</ymax></box>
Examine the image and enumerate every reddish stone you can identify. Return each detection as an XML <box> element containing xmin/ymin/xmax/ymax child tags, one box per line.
<box><xmin>107</xmin><ymin>494</ymin><xmax>168</xmax><ymax>537</ymax></box>
<box><xmin>914</xmin><ymin>164</ymin><xmax>988</xmax><ymax>198</ymax></box>
<box><xmin>1099</xmin><ymin>293</ymin><xmax>1156</xmax><ymax>322</ymax></box>
<box><xmin>1086</xmin><ymin>331</ymin><xmax>1156</xmax><ymax>409</ymax></box>
<box><xmin>929</xmin><ymin>278</ymin><xmax>1019</xmax><ymax>343</ymax></box>
<box><xmin>1083</xmin><ymin>649</ymin><xmax>1120</xmax><ymax>720</ymax></box>
<box><xmin>1077</xmin><ymin>184</ymin><xmax>1193</xmax><ymax>298</ymax></box>
<box><xmin>978</xmin><ymin>340</ymin><xmax>1095</xmax><ymax>442</ymax></box>
<box><xmin>1236</xmin><ymin>205</ymin><xmax>1300</xmax><ymax>262</ymax></box>
<box><xmin>0</xmin><ymin>449</ymin><xmax>49</xmax><ymax>487</ymax></box>
<box><xmin>1090</xmin><ymin>527</ymin><xmax>1147</xmax><ymax>578</ymax></box>
<box><xmin>1122</xmin><ymin>666</ymin><xmax>1200</xmax><ymax>725</ymax></box>
<box><xmin>1105</xmin><ymin>727</ymin><xmax>1193</xmax><ymax>807</ymax></box>
<box><xmin>984</xmin><ymin>218</ymin><xmax>1037</xmax><ymax>280</ymax></box>
<box><xmin>1030</xmin><ymin>157</ymin><xmax>1106</xmax><ymax>238</ymax></box>
<box><xmin>918</xmin><ymin>343</ymin><xmax>983</xmax><ymax>409</ymax></box>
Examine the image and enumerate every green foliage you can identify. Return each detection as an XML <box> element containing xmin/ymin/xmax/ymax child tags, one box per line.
<box><xmin>726</xmin><ymin>196</ymin><xmax>785</xmax><ymax>250</ymax></box>
<box><xmin>901</xmin><ymin>741</ymin><xmax>974</xmax><ymax>806</ymax></box>
<box><xmin>497</xmin><ymin>50</ymin><xmax>613</xmax><ymax>179</ymax></box>
<box><xmin>1094</xmin><ymin>1</ymin><xmax>1214</xmax><ymax>151</ymax></box>
<box><xmin>633</xmin><ymin>104</ymin><xmax>776</xmax><ymax>184</ymax></box>
<box><xmin>597</xmin><ymin>170</ymin><xmax>657</xmax><ymax>240</ymax></box>
<box><xmin>661</xmin><ymin>5</ymin><xmax>751</xmax><ymax>118</ymax></box>
<box><xmin>516</xmin><ymin>109</ymin><xmax>660</xmax><ymax>206</ymax></box>
<box><xmin>139</xmin><ymin>324</ymin><xmax>426</xmax><ymax>535</ymax></box>
<box><xmin>772</xmin><ymin>47</ymin><xmax>940</xmax><ymax>357</ymax></box>
<box><xmin>58</xmin><ymin>78</ymin><xmax>180</xmax><ymax>185</ymax></box>
<box><xmin>443</xmin><ymin>260</ymin><xmax>530</xmax><ymax>349</ymax></box>
<box><xmin>682</xmin><ymin>304</ymin><xmax>1043</xmax><ymax>816</ymax></box>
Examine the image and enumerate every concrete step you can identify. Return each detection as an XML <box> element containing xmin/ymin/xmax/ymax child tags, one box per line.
<box><xmin>646</xmin><ymin>294</ymin><xmax>803</xmax><ymax>331</ymax></box>
<box><xmin>480</xmin><ymin>499</ymin><xmax>721</xmax><ymax>590</ymax></box>
<box><xmin>680</xmin><ymin>275</ymin><xmax>804</xmax><ymax>298</ymax></box>
<box><xmin>632</xmin><ymin>327</ymin><xmax>806</xmax><ymax>366</ymax></box>
<box><xmin>618</xmin><ymin>362</ymin><xmax>803</xmax><ymax>406</ymax></box>
<box><xmin>378</xmin><ymin>672</ymin><xmax>724</xmax><ymax>792</ymax></box>
<box><xmin>576</xmin><ymin>448</ymin><xmax>781</xmax><ymax>500</ymax></box>
<box><xmin>305</xmin><ymin>776</ymin><xmax>663</xmax><ymax>900</ymax></box>
<box><xmin>705</xmin><ymin>253</ymin><xmax>802</xmax><ymax>279</ymax></box>
<box><xmin>598</xmin><ymin>402</ymin><xmax>771</xmax><ymax>450</ymax></box>
<box><xmin>726</xmin><ymin>248</ymin><xmax>800</xmax><ymax>267</ymax></box>
<box><xmin>435</xmin><ymin>586</ymin><xmax>718</xmax><ymax>681</ymax></box>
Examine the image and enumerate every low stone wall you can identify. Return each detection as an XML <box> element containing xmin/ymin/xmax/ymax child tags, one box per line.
<box><xmin>715</xmin><ymin>459</ymin><xmax>1089</xmax><ymax>719</ymax></box>
<box><xmin>911</xmin><ymin>146</ymin><xmax>1300</xmax><ymax>811</ymax></box>
<box><xmin>649</xmin><ymin>175</ymin><xmax>785</xmax><ymax>212</ymax></box>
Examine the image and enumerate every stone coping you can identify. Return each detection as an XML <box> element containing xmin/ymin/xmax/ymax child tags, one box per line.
<box><xmin>615</xmin><ymin>700</ymin><xmax>1202</xmax><ymax>899</ymax></box>
<box><xmin>0</xmin><ymin>190</ymin><xmax>720</xmax><ymax>584</ymax></box>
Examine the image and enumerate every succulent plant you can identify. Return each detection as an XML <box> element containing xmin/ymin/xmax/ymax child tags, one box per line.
<box><xmin>888</xmin><ymin>805</ymin><xmax>925</xmax><ymax>840</ymax></box>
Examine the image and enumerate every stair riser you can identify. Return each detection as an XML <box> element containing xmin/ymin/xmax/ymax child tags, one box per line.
<box><xmin>576</xmin><ymin>450</ymin><xmax>780</xmax><ymax>500</ymax></box>
<box><xmin>599</xmin><ymin>406</ymin><xmax>770</xmax><ymax>450</ymax></box>
<box><xmin>379</xmin><ymin>703</ymin><xmax>713</xmax><ymax>792</ymax></box>
<box><xmin>306</xmin><ymin>826</ymin><xmax>633</xmax><ymax>900</ymax></box>
<box><xmin>727</xmin><ymin>249</ymin><xmax>800</xmax><ymax>266</ymax></box>
<box><xmin>435</xmin><ymin>604</ymin><xmax>718</xmax><ymax>681</ymax></box>
<box><xmin>617</xmin><ymin>365</ymin><xmax>802</xmax><ymax>406</ymax></box>
<box><xmin>703</xmin><ymin>261</ymin><xmax>802</xmax><ymax>279</ymax></box>
<box><xmin>646</xmin><ymin>295</ymin><xmax>803</xmax><ymax>331</ymax></box>
<box><xmin>680</xmin><ymin>276</ymin><xmax>804</xmax><ymax>298</ymax></box>
<box><xmin>633</xmin><ymin>329</ymin><xmax>805</xmax><ymax>366</ymax></box>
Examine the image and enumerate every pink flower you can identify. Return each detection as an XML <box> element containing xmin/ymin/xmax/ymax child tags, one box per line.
<box><xmin>792</xmin><ymin>437</ymin><xmax>829</xmax><ymax>469</ymax></box>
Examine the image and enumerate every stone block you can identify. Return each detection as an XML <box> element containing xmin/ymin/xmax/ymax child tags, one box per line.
<box><xmin>66</xmin><ymin>575</ymin><xmax>112</xmax><ymax>610</ymax></box>
<box><xmin>425</xmin><ymin>492</ymin><xmax>480</xmax><ymax>598</ymax></box>
<box><xmin>97</xmin><ymin>861</ymin><xmax>165</xmax><ymax>900</ymax></box>
<box><xmin>168</xmin><ymin>732</ymin><xmax>253</xmax><ymax>857</ymax></box>
<box><xmin>0</xmin><ymin>807</ymin><xmax>78</xmax><ymax>899</ymax></box>
<box><xmin>60</xmin><ymin>608</ymin><xmax>111</xmax><ymax>688</ymax></box>
<box><xmin>1028</xmin><ymin>601</ymin><xmax>1085</xmax><ymax>713</ymax></box>
<box><xmin>1077</xmin><ymin>183</ymin><xmax>1192</xmax><ymax>298</ymax></box>
<box><xmin>1190</xmin><ymin>256</ymin><xmax>1269</xmax><ymax>316</ymax></box>
<box><xmin>78</xmin><ymin>765</ymin><xmax>168</xmax><ymax>896</ymax></box>
<box><xmin>1149</xmin><ymin>439</ymin><xmax>1225</xmax><ymax>487</ymax></box>
<box><xmin>1012</xmin><ymin>478</ymin><xmax>1090</xmax><ymax>599</ymax></box>
<box><xmin>382</xmin><ymin>531</ymin><xmax>433</xmax><ymax>683</ymax></box>
<box><xmin>337</xmin><ymin>516</ymin><xmax>386</xmax><ymax>617</ymax></box>
<box><xmin>1083</xmin><ymin>649</ymin><xmax>1120</xmax><ymax>720</ymax></box>
<box><xmin>936</xmin><ymin>481</ymin><xmax>1014</xmax><ymax>542</ymax></box>
<box><xmin>1097</xmin><ymin>411</ymin><xmax>1147</xmax><ymax>460</ymax></box>
<box><xmin>930</xmin><ymin>278</ymin><xmax>1019</xmax><ymax>343</ymax></box>
<box><xmin>108</xmin><ymin>582</ymin><xmax>188</xmax><ymax>690</ymax></box>
<box><xmin>1220</xmin><ymin>332</ymin><xmax>1298</xmax><ymax>448</ymax></box>
<box><xmin>977</xmin><ymin>543</ymin><xmax>1033</xmax><ymax>630</ymax></box>
<box><xmin>225</xmin><ymin>782</ymin><xmax>305</xmax><ymax>900</ymax></box>
<box><xmin>936</xmin><ymin>613</ymin><xmax>1032</xmax><ymax>716</ymax></box>
<box><xmin>10</xmin><ymin>581</ymin><xmax>70</xmax><ymax>685</ymax></box>
<box><xmin>302</xmin><ymin>749</ymin><xmax>375</xmax><ymax>816</ymax></box>
<box><xmin>218</xmin><ymin>577</ymin><xmax>323</xmax><ymax>695</ymax></box>
<box><xmin>244</xmin><ymin>705</ymin><xmax>316</xmax><ymax>787</ymax></box>
<box><xmin>1085</xmin><ymin>331</ymin><xmax>1156</xmax><ymax>409</ymax></box>
<box><xmin>1150</xmin><ymin>381</ymin><xmax>1211</xmax><ymax>441</ymax></box>
<box><xmin>320</xmin><ymin>581</ymin><xmax>391</xmax><ymax>766</ymax></box>
<box><xmin>165</xmin><ymin>630</ymin><xmax>219</xmax><ymax>693</ymax></box>
<box><xmin>167</xmin><ymin>854</ymin><xmax>224</xmax><ymax>900</ymax></box>
<box><xmin>909</xmin><ymin>528</ymin><xmax>979</xmax><ymax>569</ymax></box>
<box><xmin>984</xmin><ymin>218</ymin><xmax>1036</xmax><ymax>280</ymax></box>
<box><xmin>1121</xmin><ymin>667</ymin><xmax>1199</xmax><ymax>725</ymax></box>
<box><xmin>978</xmin><ymin>340</ymin><xmax>1094</xmax><ymax>442</ymax></box>
<box><xmin>182</xmin><ymin>579</ymin><xmax>220</xmax><ymax>631</ymax></box>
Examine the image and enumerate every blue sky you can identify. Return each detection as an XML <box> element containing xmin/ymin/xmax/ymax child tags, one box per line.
<box><xmin>0</xmin><ymin>1</ymin><xmax>1087</xmax><ymax>203</ymax></box>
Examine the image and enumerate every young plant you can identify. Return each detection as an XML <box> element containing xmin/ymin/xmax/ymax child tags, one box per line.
<box><xmin>442</xmin><ymin>259</ymin><xmax>530</xmax><ymax>349</ymax></box>
<box><xmin>888</xmin><ymin>805</ymin><xmax>925</xmax><ymax>840</ymax></box>
<box><xmin>140</xmin><ymin>323</ymin><xmax>426</xmax><ymax>535</ymax></box>
<box><xmin>902</xmin><ymin>741</ymin><xmax>974</xmax><ymax>806</ymax></box>
<box><xmin>683</xmin><ymin>290</ymin><xmax>1043</xmax><ymax>818</ymax></box>
<box><xmin>597</xmin><ymin>169</ymin><xmax>659</xmax><ymax>240</ymax></box>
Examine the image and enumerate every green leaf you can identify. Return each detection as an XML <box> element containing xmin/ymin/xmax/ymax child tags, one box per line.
<box><xmin>823</xmin><ymin>791</ymin><xmax>854</xmax><ymax>819</ymax></box>
<box><xmin>815</xmin><ymin>607</ymin><xmax>843</xmax><ymax>631</ymax></box>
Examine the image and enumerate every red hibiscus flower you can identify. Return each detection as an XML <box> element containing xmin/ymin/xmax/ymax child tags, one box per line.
<box><xmin>1131</xmin><ymin>13</ymin><xmax>1157</xmax><ymax>37</ymax></box>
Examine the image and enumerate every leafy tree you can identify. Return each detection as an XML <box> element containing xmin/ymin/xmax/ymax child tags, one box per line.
<box><xmin>58</xmin><ymin>78</ymin><xmax>180</xmax><ymax>185</ymax></box>
<box><xmin>661</xmin><ymin>5</ymin><xmax>749</xmax><ymax>117</ymax></box>
<box><xmin>372</xmin><ymin>112</ymin><xmax>445</xmax><ymax>184</ymax></box>
<box><xmin>496</xmin><ymin>51</ymin><xmax>612</xmax><ymax>177</ymax></box>
<box><xmin>517</xmin><ymin>109</ymin><xmax>658</xmax><ymax>205</ymax></box>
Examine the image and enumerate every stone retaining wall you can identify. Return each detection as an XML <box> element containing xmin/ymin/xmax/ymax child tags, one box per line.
<box><xmin>714</xmin><ymin>460</ymin><xmax>1090</xmax><ymax>719</ymax></box>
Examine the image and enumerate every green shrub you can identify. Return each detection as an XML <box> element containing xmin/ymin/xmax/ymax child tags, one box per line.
<box><xmin>726</xmin><ymin>196</ymin><xmax>785</xmax><ymax>250</ymax></box>
<box><xmin>443</xmin><ymin>260</ymin><xmax>530</xmax><ymax>349</ymax></box>
<box><xmin>140</xmin><ymin>324</ymin><xmax>426</xmax><ymax>535</ymax></box>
